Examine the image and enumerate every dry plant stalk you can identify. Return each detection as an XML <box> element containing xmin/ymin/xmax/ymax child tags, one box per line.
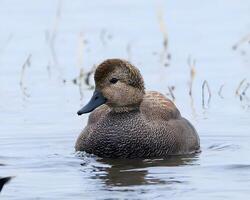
<box><xmin>242</xmin><ymin>82</ymin><xmax>250</xmax><ymax>96</ymax></box>
<box><xmin>218</xmin><ymin>84</ymin><xmax>225</xmax><ymax>98</ymax></box>
<box><xmin>49</xmin><ymin>0</ymin><xmax>63</xmax><ymax>65</ymax></box>
<box><xmin>187</xmin><ymin>56</ymin><xmax>196</xmax><ymax>96</ymax></box>
<box><xmin>84</xmin><ymin>65</ymin><xmax>96</xmax><ymax>89</ymax></box>
<box><xmin>78</xmin><ymin>68</ymin><xmax>84</xmax><ymax>99</ymax></box>
<box><xmin>235</xmin><ymin>78</ymin><xmax>246</xmax><ymax>96</ymax></box>
<box><xmin>167</xmin><ymin>86</ymin><xmax>175</xmax><ymax>101</ymax></box>
<box><xmin>157</xmin><ymin>8</ymin><xmax>170</xmax><ymax>66</ymax></box>
<box><xmin>77</xmin><ymin>32</ymin><xmax>85</xmax><ymax>100</ymax></box>
<box><xmin>20</xmin><ymin>54</ymin><xmax>32</xmax><ymax>97</ymax></box>
<box><xmin>232</xmin><ymin>33</ymin><xmax>250</xmax><ymax>50</ymax></box>
<box><xmin>202</xmin><ymin>80</ymin><xmax>212</xmax><ymax>108</ymax></box>
<box><xmin>186</xmin><ymin>56</ymin><xmax>197</xmax><ymax>118</ymax></box>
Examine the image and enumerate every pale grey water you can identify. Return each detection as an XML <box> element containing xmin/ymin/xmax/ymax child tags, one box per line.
<box><xmin>0</xmin><ymin>0</ymin><xmax>250</xmax><ymax>199</ymax></box>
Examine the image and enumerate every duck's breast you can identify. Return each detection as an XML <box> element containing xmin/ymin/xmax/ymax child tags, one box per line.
<box><xmin>76</xmin><ymin>110</ymin><xmax>200</xmax><ymax>158</ymax></box>
<box><xmin>82</xmin><ymin>111</ymin><xmax>153</xmax><ymax>158</ymax></box>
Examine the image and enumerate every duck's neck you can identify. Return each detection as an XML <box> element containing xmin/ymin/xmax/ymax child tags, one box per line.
<box><xmin>110</xmin><ymin>105</ymin><xmax>140</xmax><ymax>113</ymax></box>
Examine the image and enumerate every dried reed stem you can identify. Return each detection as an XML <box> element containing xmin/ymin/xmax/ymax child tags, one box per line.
<box><xmin>77</xmin><ymin>32</ymin><xmax>85</xmax><ymax>100</ymax></box>
<box><xmin>202</xmin><ymin>80</ymin><xmax>211</xmax><ymax>108</ymax></box>
<box><xmin>235</xmin><ymin>78</ymin><xmax>246</xmax><ymax>95</ymax></box>
<box><xmin>167</xmin><ymin>86</ymin><xmax>175</xmax><ymax>101</ymax></box>
<box><xmin>187</xmin><ymin>56</ymin><xmax>196</xmax><ymax>96</ymax></box>
<box><xmin>20</xmin><ymin>54</ymin><xmax>32</xmax><ymax>97</ymax></box>
<box><xmin>242</xmin><ymin>82</ymin><xmax>250</xmax><ymax>96</ymax></box>
<box><xmin>232</xmin><ymin>33</ymin><xmax>250</xmax><ymax>50</ymax></box>
<box><xmin>84</xmin><ymin>64</ymin><xmax>96</xmax><ymax>89</ymax></box>
<box><xmin>49</xmin><ymin>0</ymin><xmax>63</xmax><ymax>65</ymax></box>
<box><xmin>157</xmin><ymin>8</ymin><xmax>170</xmax><ymax>66</ymax></box>
<box><xmin>218</xmin><ymin>84</ymin><xmax>224</xmax><ymax>98</ymax></box>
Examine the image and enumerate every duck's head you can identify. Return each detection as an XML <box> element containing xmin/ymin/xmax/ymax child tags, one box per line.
<box><xmin>77</xmin><ymin>59</ymin><xmax>145</xmax><ymax>115</ymax></box>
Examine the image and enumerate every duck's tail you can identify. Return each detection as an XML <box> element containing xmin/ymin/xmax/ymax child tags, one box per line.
<box><xmin>0</xmin><ymin>177</ymin><xmax>12</xmax><ymax>192</ymax></box>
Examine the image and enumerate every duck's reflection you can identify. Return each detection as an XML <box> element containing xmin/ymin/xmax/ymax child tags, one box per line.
<box><xmin>80</xmin><ymin>154</ymin><xmax>199</xmax><ymax>187</ymax></box>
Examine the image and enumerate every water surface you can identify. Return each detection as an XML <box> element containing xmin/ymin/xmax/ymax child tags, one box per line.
<box><xmin>1</xmin><ymin>0</ymin><xmax>250</xmax><ymax>199</ymax></box>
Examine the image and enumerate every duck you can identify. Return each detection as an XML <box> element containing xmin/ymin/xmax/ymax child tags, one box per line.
<box><xmin>75</xmin><ymin>59</ymin><xmax>200</xmax><ymax>158</ymax></box>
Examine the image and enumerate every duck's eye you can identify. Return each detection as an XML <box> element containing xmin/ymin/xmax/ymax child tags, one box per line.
<box><xmin>109</xmin><ymin>78</ymin><xmax>118</xmax><ymax>84</ymax></box>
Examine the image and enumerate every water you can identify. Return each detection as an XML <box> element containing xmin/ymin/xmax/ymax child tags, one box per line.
<box><xmin>1</xmin><ymin>0</ymin><xmax>250</xmax><ymax>199</ymax></box>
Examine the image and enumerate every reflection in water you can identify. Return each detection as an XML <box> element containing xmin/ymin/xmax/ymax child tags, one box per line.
<box><xmin>79</xmin><ymin>154</ymin><xmax>199</xmax><ymax>187</ymax></box>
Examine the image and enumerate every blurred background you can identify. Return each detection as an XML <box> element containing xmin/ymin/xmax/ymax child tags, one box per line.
<box><xmin>0</xmin><ymin>0</ymin><xmax>250</xmax><ymax>199</ymax></box>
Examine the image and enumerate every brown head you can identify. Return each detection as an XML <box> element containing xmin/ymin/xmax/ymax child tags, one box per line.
<box><xmin>77</xmin><ymin>59</ymin><xmax>145</xmax><ymax>115</ymax></box>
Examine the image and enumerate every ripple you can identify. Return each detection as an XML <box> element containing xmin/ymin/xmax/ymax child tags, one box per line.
<box><xmin>208</xmin><ymin>143</ymin><xmax>240</xmax><ymax>151</ymax></box>
<box><xmin>225</xmin><ymin>164</ymin><xmax>250</xmax><ymax>170</ymax></box>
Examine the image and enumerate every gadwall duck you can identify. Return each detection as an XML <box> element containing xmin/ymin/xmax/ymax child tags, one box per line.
<box><xmin>75</xmin><ymin>59</ymin><xmax>200</xmax><ymax>158</ymax></box>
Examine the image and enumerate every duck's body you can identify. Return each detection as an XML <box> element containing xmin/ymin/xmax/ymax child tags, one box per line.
<box><xmin>75</xmin><ymin>59</ymin><xmax>200</xmax><ymax>158</ymax></box>
<box><xmin>76</xmin><ymin>91</ymin><xmax>199</xmax><ymax>158</ymax></box>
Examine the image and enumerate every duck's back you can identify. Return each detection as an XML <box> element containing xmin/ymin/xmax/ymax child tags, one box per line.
<box><xmin>140</xmin><ymin>91</ymin><xmax>200</xmax><ymax>155</ymax></box>
<box><xmin>140</xmin><ymin>91</ymin><xmax>181</xmax><ymax>121</ymax></box>
<box><xmin>75</xmin><ymin>91</ymin><xmax>200</xmax><ymax>158</ymax></box>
